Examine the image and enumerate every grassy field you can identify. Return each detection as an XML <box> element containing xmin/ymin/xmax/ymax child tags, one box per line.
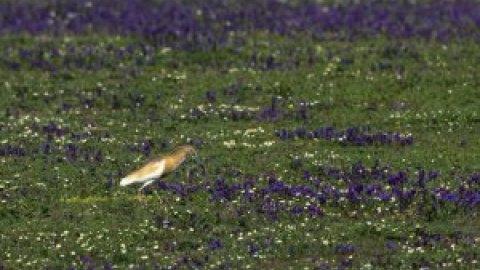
<box><xmin>1</xmin><ymin>0</ymin><xmax>480</xmax><ymax>269</ymax></box>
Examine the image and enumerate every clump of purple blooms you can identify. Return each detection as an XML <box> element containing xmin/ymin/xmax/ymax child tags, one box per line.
<box><xmin>2</xmin><ymin>0</ymin><xmax>480</xmax><ymax>44</ymax></box>
<box><xmin>276</xmin><ymin>126</ymin><xmax>414</xmax><ymax>146</ymax></box>
<box><xmin>142</xmin><ymin>161</ymin><xmax>480</xmax><ymax>220</ymax></box>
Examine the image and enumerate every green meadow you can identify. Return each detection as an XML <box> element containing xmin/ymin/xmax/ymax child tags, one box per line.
<box><xmin>1</xmin><ymin>1</ymin><xmax>480</xmax><ymax>269</ymax></box>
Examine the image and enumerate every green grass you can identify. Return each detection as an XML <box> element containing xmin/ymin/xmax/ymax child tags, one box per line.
<box><xmin>0</xmin><ymin>34</ymin><xmax>479</xmax><ymax>269</ymax></box>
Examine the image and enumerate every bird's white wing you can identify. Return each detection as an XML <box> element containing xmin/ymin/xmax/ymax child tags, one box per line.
<box><xmin>120</xmin><ymin>159</ymin><xmax>166</xmax><ymax>186</ymax></box>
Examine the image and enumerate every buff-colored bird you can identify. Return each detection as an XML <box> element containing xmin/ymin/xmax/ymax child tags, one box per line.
<box><xmin>120</xmin><ymin>145</ymin><xmax>197</xmax><ymax>191</ymax></box>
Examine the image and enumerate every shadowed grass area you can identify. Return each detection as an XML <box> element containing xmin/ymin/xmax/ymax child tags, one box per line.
<box><xmin>63</xmin><ymin>195</ymin><xmax>157</xmax><ymax>203</ymax></box>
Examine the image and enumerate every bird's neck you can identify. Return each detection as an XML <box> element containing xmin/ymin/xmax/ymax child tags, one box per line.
<box><xmin>172</xmin><ymin>150</ymin><xmax>188</xmax><ymax>163</ymax></box>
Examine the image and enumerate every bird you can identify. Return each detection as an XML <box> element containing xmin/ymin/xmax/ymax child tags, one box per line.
<box><xmin>120</xmin><ymin>145</ymin><xmax>197</xmax><ymax>191</ymax></box>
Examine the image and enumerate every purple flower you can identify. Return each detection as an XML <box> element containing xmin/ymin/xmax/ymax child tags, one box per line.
<box><xmin>290</xmin><ymin>205</ymin><xmax>303</xmax><ymax>214</ymax></box>
<box><xmin>80</xmin><ymin>255</ymin><xmax>92</xmax><ymax>264</ymax></box>
<box><xmin>41</xmin><ymin>143</ymin><xmax>50</xmax><ymax>155</ymax></box>
<box><xmin>205</xmin><ymin>91</ymin><xmax>216</xmax><ymax>102</ymax></box>
<box><xmin>8</xmin><ymin>61</ymin><xmax>20</xmax><ymax>69</ymax></box>
<box><xmin>248</xmin><ymin>243</ymin><xmax>259</xmax><ymax>255</ymax></box>
<box><xmin>334</xmin><ymin>243</ymin><xmax>357</xmax><ymax>254</ymax></box>
<box><xmin>379</xmin><ymin>192</ymin><xmax>391</xmax><ymax>202</ymax></box>
<box><xmin>208</xmin><ymin>239</ymin><xmax>222</xmax><ymax>250</ymax></box>
<box><xmin>95</xmin><ymin>151</ymin><xmax>103</xmax><ymax>162</ymax></box>
<box><xmin>193</xmin><ymin>260</ymin><xmax>204</xmax><ymax>268</ymax></box>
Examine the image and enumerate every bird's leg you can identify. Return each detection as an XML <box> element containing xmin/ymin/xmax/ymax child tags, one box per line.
<box><xmin>139</xmin><ymin>180</ymin><xmax>161</xmax><ymax>201</ymax></box>
<box><xmin>138</xmin><ymin>179</ymin><xmax>154</xmax><ymax>193</ymax></box>
<box><xmin>152</xmin><ymin>187</ymin><xmax>163</xmax><ymax>201</ymax></box>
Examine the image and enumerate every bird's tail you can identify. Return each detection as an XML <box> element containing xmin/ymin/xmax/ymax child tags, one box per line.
<box><xmin>119</xmin><ymin>177</ymin><xmax>136</xmax><ymax>186</ymax></box>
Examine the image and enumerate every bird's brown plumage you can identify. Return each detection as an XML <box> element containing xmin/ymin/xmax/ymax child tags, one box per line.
<box><xmin>120</xmin><ymin>145</ymin><xmax>196</xmax><ymax>190</ymax></box>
